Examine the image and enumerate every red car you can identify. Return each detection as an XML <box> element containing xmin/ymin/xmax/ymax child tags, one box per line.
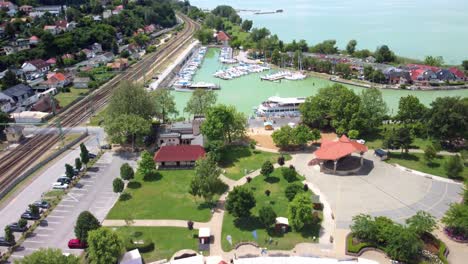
<box><xmin>68</xmin><ymin>239</ymin><xmax>87</xmax><ymax>249</ymax></box>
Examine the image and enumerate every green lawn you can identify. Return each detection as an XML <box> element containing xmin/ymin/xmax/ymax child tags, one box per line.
<box><xmin>107</xmin><ymin>170</ymin><xmax>212</xmax><ymax>221</ymax></box>
<box><xmin>89</xmin><ymin>107</ymin><xmax>108</xmax><ymax>126</ymax></box>
<box><xmin>54</xmin><ymin>87</ymin><xmax>89</xmax><ymax>108</ymax></box>
<box><xmin>112</xmin><ymin>227</ymin><xmax>198</xmax><ymax>262</ymax></box>
<box><xmin>386</xmin><ymin>152</ymin><xmax>468</xmax><ymax>179</ymax></box>
<box><xmin>219</xmin><ymin>146</ymin><xmax>290</xmax><ymax>180</ymax></box>
<box><xmin>221</xmin><ymin>169</ymin><xmax>320</xmax><ymax>251</ymax></box>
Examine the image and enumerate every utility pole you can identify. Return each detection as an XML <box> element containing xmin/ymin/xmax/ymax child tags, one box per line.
<box><xmin>55</xmin><ymin>118</ymin><xmax>64</xmax><ymax>147</ymax></box>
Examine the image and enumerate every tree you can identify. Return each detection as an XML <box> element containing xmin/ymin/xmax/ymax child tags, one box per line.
<box><xmin>80</xmin><ymin>143</ymin><xmax>89</xmax><ymax>168</ymax></box>
<box><xmin>113</xmin><ymin>178</ymin><xmax>124</xmax><ymax>193</ymax></box>
<box><xmin>282</xmin><ymin>167</ymin><xmax>297</xmax><ymax>183</ymax></box>
<box><xmin>17</xmin><ymin>248</ymin><xmax>79</xmax><ymax>264</ymax></box>
<box><xmin>194</xmin><ymin>27</ymin><xmax>214</xmax><ymax>44</ymax></box>
<box><xmin>74</xmin><ymin>158</ymin><xmax>82</xmax><ymax>172</ymax></box>
<box><xmin>462</xmin><ymin>60</ymin><xmax>468</xmax><ymax>71</ymax></box>
<box><xmin>258</xmin><ymin>206</ymin><xmax>277</xmax><ymax>228</ymax></box>
<box><xmin>374</xmin><ymin>45</ymin><xmax>396</xmax><ymax>63</ymax></box>
<box><xmin>29</xmin><ymin>204</ymin><xmax>39</xmax><ymax>216</ymax></box>
<box><xmin>309</xmin><ymin>40</ymin><xmax>338</xmax><ymax>54</ymax></box>
<box><xmin>74</xmin><ymin>211</ymin><xmax>101</xmax><ymax>243</ymax></box>
<box><xmin>357</xmin><ymin>88</ymin><xmax>388</xmax><ymax>134</ymax></box>
<box><xmin>285</xmin><ymin>183</ymin><xmax>304</xmax><ymax>201</ymax></box>
<box><xmin>442</xmin><ymin>203</ymin><xmax>468</xmax><ymax>236</ymax></box>
<box><xmin>260</xmin><ymin>160</ymin><xmax>274</xmax><ymax>177</ymax></box>
<box><xmin>65</xmin><ymin>164</ymin><xmax>74</xmax><ymax>179</ymax></box>
<box><xmin>120</xmin><ymin>163</ymin><xmax>134</xmax><ymax>181</ymax></box>
<box><xmin>0</xmin><ymin>111</ymin><xmax>12</xmax><ymax>138</ymax></box>
<box><xmin>350</xmin><ymin>214</ymin><xmax>378</xmax><ymax>241</ymax></box>
<box><xmin>424</xmin><ymin>56</ymin><xmax>444</xmax><ymax>67</ymax></box>
<box><xmin>87</xmin><ymin>228</ymin><xmax>123</xmax><ymax>264</ymax></box>
<box><xmin>184</xmin><ymin>89</ymin><xmax>217</xmax><ymax>116</ymax></box>
<box><xmin>292</xmin><ymin>125</ymin><xmax>314</xmax><ymax>146</ymax></box>
<box><xmin>335</xmin><ymin>63</ymin><xmax>352</xmax><ymax>79</ymax></box>
<box><xmin>241</xmin><ymin>19</ymin><xmax>253</xmax><ymax>31</ymax></box>
<box><xmin>394</xmin><ymin>127</ymin><xmax>413</xmax><ymax>153</ymax></box>
<box><xmin>272</xmin><ymin>125</ymin><xmax>294</xmax><ymax>149</ymax></box>
<box><xmin>427</xmin><ymin>97</ymin><xmax>467</xmax><ymax>144</ymax></box>
<box><xmin>201</xmin><ymin>104</ymin><xmax>246</xmax><ymax>143</ymax></box>
<box><xmin>18</xmin><ymin>218</ymin><xmax>27</xmax><ymax>229</ymax></box>
<box><xmin>4</xmin><ymin>226</ymin><xmax>14</xmax><ymax>243</ymax></box>
<box><xmin>444</xmin><ymin>155</ymin><xmax>464</xmax><ymax>179</ymax></box>
<box><xmin>346</xmin><ymin>40</ymin><xmax>357</xmax><ymax>55</ymax></box>
<box><xmin>385</xmin><ymin>225</ymin><xmax>422</xmax><ymax>262</ymax></box>
<box><xmin>107</xmin><ymin>81</ymin><xmax>156</xmax><ymax>120</ymax></box>
<box><xmin>104</xmin><ymin>114</ymin><xmax>151</xmax><ymax>147</ymax></box>
<box><xmin>271</xmin><ymin>49</ymin><xmax>281</xmax><ymax>65</ymax></box>
<box><xmin>136</xmin><ymin>151</ymin><xmax>156</xmax><ymax>180</ymax></box>
<box><xmin>348</xmin><ymin>130</ymin><xmax>359</xmax><ymax>139</ymax></box>
<box><xmin>424</xmin><ymin>145</ymin><xmax>437</xmax><ymax>164</ymax></box>
<box><xmin>153</xmin><ymin>89</ymin><xmax>178</xmax><ymax>123</ymax></box>
<box><xmin>225</xmin><ymin>186</ymin><xmax>256</xmax><ymax>218</ymax></box>
<box><xmin>406</xmin><ymin>211</ymin><xmax>436</xmax><ymax>236</ymax></box>
<box><xmin>288</xmin><ymin>193</ymin><xmax>313</xmax><ymax>231</ymax></box>
<box><xmin>396</xmin><ymin>95</ymin><xmax>427</xmax><ymax>123</ymax></box>
<box><xmin>1</xmin><ymin>69</ymin><xmax>21</xmax><ymax>88</ymax></box>
<box><xmin>189</xmin><ymin>154</ymin><xmax>225</xmax><ymax>203</ymax></box>
<box><xmin>369</xmin><ymin>69</ymin><xmax>387</xmax><ymax>84</ymax></box>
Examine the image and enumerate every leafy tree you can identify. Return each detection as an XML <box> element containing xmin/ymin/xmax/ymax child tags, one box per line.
<box><xmin>442</xmin><ymin>203</ymin><xmax>468</xmax><ymax>237</ymax></box>
<box><xmin>462</xmin><ymin>60</ymin><xmax>468</xmax><ymax>71</ymax></box>
<box><xmin>424</xmin><ymin>56</ymin><xmax>444</xmax><ymax>67</ymax></box>
<box><xmin>241</xmin><ymin>19</ymin><xmax>253</xmax><ymax>31</ymax></box>
<box><xmin>354</xmin><ymin>49</ymin><xmax>372</xmax><ymax>59</ymax></box>
<box><xmin>335</xmin><ymin>63</ymin><xmax>352</xmax><ymax>79</ymax></box>
<box><xmin>385</xmin><ymin>225</ymin><xmax>422</xmax><ymax>262</ymax></box>
<box><xmin>288</xmin><ymin>193</ymin><xmax>313</xmax><ymax>231</ymax></box>
<box><xmin>272</xmin><ymin>125</ymin><xmax>293</xmax><ymax>149</ymax></box>
<box><xmin>120</xmin><ymin>163</ymin><xmax>134</xmax><ymax>181</ymax></box>
<box><xmin>17</xmin><ymin>248</ymin><xmax>79</xmax><ymax>264</ymax></box>
<box><xmin>1</xmin><ymin>69</ymin><xmax>21</xmax><ymax>88</ymax></box>
<box><xmin>285</xmin><ymin>183</ymin><xmax>304</xmax><ymax>201</ymax></box>
<box><xmin>225</xmin><ymin>186</ymin><xmax>256</xmax><ymax>218</ymax></box>
<box><xmin>18</xmin><ymin>218</ymin><xmax>27</xmax><ymax>229</ymax></box>
<box><xmin>369</xmin><ymin>69</ymin><xmax>387</xmax><ymax>84</ymax></box>
<box><xmin>406</xmin><ymin>211</ymin><xmax>436</xmax><ymax>236</ymax></box>
<box><xmin>4</xmin><ymin>226</ymin><xmax>14</xmax><ymax>243</ymax></box>
<box><xmin>258</xmin><ymin>206</ymin><xmax>277</xmax><ymax>228</ymax></box>
<box><xmin>357</xmin><ymin>88</ymin><xmax>388</xmax><ymax>134</ymax></box>
<box><xmin>189</xmin><ymin>154</ymin><xmax>226</xmax><ymax>203</ymax></box>
<box><xmin>113</xmin><ymin>178</ymin><xmax>124</xmax><ymax>193</ymax></box>
<box><xmin>282</xmin><ymin>167</ymin><xmax>297</xmax><ymax>182</ymax></box>
<box><xmin>309</xmin><ymin>40</ymin><xmax>338</xmax><ymax>54</ymax></box>
<box><xmin>136</xmin><ymin>151</ymin><xmax>156</xmax><ymax>180</ymax></box>
<box><xmin>74</xmin><ymin>158</ymin><xmax>82</xmax><ymax>172</ymax></box>
<box><xmin>348</xmin><ymin>130</ymin><xmax>359</xmax><ymax>139</ymax></box>
<box><xmin>194</xmin><ymin>27</ymin><xmax>215</xmax><ymax>44</ymax></box>
<box><xmin>444</xmin><ymin>155</ymin><xmax>464</xmax><ymax>179</ymax></box>
<box><xmin>374</xmin><ymin>45</ymin><xmax>396</xmax><ymax>63</ymax></box>
<box><xmin>153</xmin><ymin>89</ymin><xmax>178</xmax><ymax>123</ymax></box>
<box><xmin>427</xmin><ymin>97</ymin><xmax>467</xmax><ymax>144</ymax></box>
<box><xmin>396</xmin><ymin>95</ymin><xmax>427</xmax><ymax>123</ymax></box>
<box><xmin>271</xmin><ymin>49</ymin><xmax>281</xmax><ymax>65</ymax></box>
<box><xmin>394</xmin><ymin>127</ymin><xmax>413</xmax><ymax>153</ymax></box>
<box><xmin>104</xmin><ymin>114</ymin><xmax>151</xmax><ymax>147</ymax></box>
<box><xmin>423</xmin><ymin>145</ymin><xmax>437</xmax><ymax>164</ymax></box>
<box><xmin>292</xmin><ymin>125</ymin><xmax>313</xmax><ymax>146</ymax></box>
<box><xmin>107</xmin><ymin>81</ymin><xmax>156</xmax><ymax>120</ymax></box>
<box><xmin>201</xmin><ymin>104</ymin><xmax>246</xmax><ymax>143</ymax></box>
<box><xmin>260</xmin><ymin>160</ymin><xmax>274</xmax><ymax>177</ymax></box>
<box><xmin>87</xmin><ymin>228</ymin><xmax>123</xmax><ymax>264</ymax></box>
<box><xmin>350</xmin><ymin>214</ymin><xmax>378</xmax><ymax>241</ymax></box>
<box><xmin>29</xmin><ymin>204</ymin><xmax>39</xmax><ymax>216</ymax></box>
<box><xmin>80</xmin><ymin>143</ymin><xmax>90</xmax><ymax>168</ymax></box>
<box><xmin>277</xmin><ymin>156</ymin><xmax>285</xmax><ymax>166</ymax></box>
<box><xmin>74</xmin><ymin>211</ymin><xmax>101</xmax><ymax>243</ymax></box>
<box><xmin>346</xmin><ymin>40</ymin><xmax>357</xmax><ymax>55</ymax></box>
<box><xmin>0</xmin><ymin>111</ymin><xmax>12</xmax><ymax>138</ymax></box>
<box><xmin>65</xmin><ymin>164</ymin><xmax>74</xmax><ymax>179</ymax></box>
<box><xmin>310</xmin><ymin>129</ymin><xmax>321</xmax><ymax>143</ymax></box>
<box><xmin>184</xmin><ymin>89</ymin><xmax>217</xmax><ymax>116</ymax></box>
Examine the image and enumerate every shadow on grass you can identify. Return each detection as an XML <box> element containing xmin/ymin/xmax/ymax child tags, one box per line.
<box><xmin>264</xmin><ymin>176</ymin><xmax>280</xmax><ymax>184</ymax></box>
<box><xmin>197</xmin><ymin>201</ymin><xmax>216</xmax><ymax>210</ymax></box>
<box><xmin>389</xmin><ymin>152</ymin><xmax>419</xmax><ymax>161</ymax></box>
<box><xmin>233</xmin><ymin>216</ymin><xmax>263</xmax><ymax>231</ymax></box>
<box><xmin>218</xmin><ymin>146</ymin><xmax>252</xmax><ymax>168</ymax></box>
<box><xmin>299</xmin><ymin>223</ymin><xmax>321</xmax><ymax>239</ymax></box>
<box><xmin>119</xmin><ymin>192</ymin><xmax>132</xmax><ymax>201</ymax></box>
<box><xmin>127</xmin><ymin>181</ymin><xmax>141</xmax><ymax>189</ymax></box>
<box><xmin>143</xmin><ymin>172</ymin><xmax>162</xmax><ymax>182</ymax></box>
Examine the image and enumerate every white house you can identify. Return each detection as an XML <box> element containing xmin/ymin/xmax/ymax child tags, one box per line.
<box><xmin>0</xmin><ymin>84</ymin><xmax>38</xmax><ymax>107</ymax></box>
<box><xmin>21</xmin><ymin>59</ymin><xmax>50</xmax><ymax>74</ymax></box>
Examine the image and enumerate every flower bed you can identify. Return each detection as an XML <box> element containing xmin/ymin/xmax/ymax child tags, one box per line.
<box><xmin>443</xmin><ymin>227</ymin><xmax>468</xmax><ymax>243</ymax></box>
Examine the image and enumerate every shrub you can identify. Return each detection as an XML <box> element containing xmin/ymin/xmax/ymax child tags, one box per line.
<box><xmin>258</xmin><ymin>206</ymin><xmax>277</xmax><ymax>228</ymax></box>
<box><xmin>249</xmin><ymin>140</ymin><xmax>257</xmax><ymax>149</ymax></box>
<box><xmin>303</xmin><ymin>184</ymin><xmax>309</xmax><ymax>191</ymax></box>
<box><xmin>265</xmin><ymin>190</ymin><xmax>271</xmax><ymax>196</ymax></box>
<box><xmin>246</xmin><ymin>176</ymin><xmax>252</xmax><ymax>183</ymax></box>
<box><xmin>277</xmin><ymin>156</ymin><xmax>285</xmax><ymax>166</ymax></box>
<box><xmin>18</xmin><ymin>219</ymin><xmax>27</xmax><ymax>228</ymax></box>
<box><xmin>285</xmin><ymin>183</ymin><xmax>304</xmax><ymax>201</ymax></box>
<box><xmin>120</xmin><ymin>163</ymin><xmax>135</xmax><ymax>181</ymax></box>
<box><xmin>125</xmin><ymin>239</ymin><xmax>155</xmax><ymax>253</ymax></box>
<box><xmin>282</xmin><ymin>167</ymin><xmax>298</xmax><ymax>182</ymax></box>
<box><xmin>289</xmin><ymin>165</ymin><xmax>295</xmax><ymax>171</ymax></box>
<box><xmin>261</xmin><ymin>161</ymin><xmax>274</xmax><ymax>177</ymax></box>
<box><xmin>113</xmin><ymin>178</ymin><xmax>124</xmax><ymax>193</ymax></box>
<box><xmin>120</xmin><ymin>192</ymin><xmax>132</xmax><ymax>201</ymax></box>
<box><xmin>445</xmin><ymin>155</ymin><xmax>463</xmax><ymax>179</ymax></box>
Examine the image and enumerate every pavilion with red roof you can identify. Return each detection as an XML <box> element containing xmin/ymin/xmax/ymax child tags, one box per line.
<box><xmin>153</xmin><ymin>145</ymin><xmax>205</xmax><ymax>169</ymax></box>
<box><xmin>313</xmin><ymin>135</ymin><xmax>368</xmax><ymax>175</ymax></box>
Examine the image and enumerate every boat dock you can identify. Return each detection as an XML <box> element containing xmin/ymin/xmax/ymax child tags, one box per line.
<box><xmin>260</xmin><ymin>71</ymin><xmax>306</xmax><ymax>82</ymax></box>
<box><xmin>214</xmin><ymin>63</ymin><xmax>270</xmax><ymax>80</ymax></box>
<box><xmin>219</xmin><ymin>47</ymin><xmax>237</xmax><ymax>64</ymax></box>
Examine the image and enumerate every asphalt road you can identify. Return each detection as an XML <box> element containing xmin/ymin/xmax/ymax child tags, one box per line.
<box><xmin>6</xmin><ymin>151</ymin><xmax>137</xmax><ymax>261</ymax></box>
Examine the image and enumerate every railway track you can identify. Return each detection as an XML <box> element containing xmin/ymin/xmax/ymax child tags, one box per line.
<box><xmin>0</xmin><ymin>14</ymin><xmax>200</xmax><ymax>194</ymax></box>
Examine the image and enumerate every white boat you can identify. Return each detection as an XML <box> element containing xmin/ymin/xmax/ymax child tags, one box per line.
<box><xmin>284</xmin><ymin>72</ymin><xmax>307</xmax><ymax>80</ymax></box>
<box><xmin>255</xmin><ymin>96</ymin><xmax>306</xmax><ymax>117</ymax></box>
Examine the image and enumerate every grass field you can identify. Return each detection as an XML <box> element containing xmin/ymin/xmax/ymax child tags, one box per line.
<box><xmin>221</xmin><ymin>169</ymin><xmax>320</xmax><ymax>251</ymax></box>
<box><xmin>219</xmin><ymin>146</ymin><xmax>290</xmax><ymax>180</ymax></box>
<box><xmin>113</xmin><ymin>227</ymin><xmax>198</xmax><ymax>262</ymax></box>
<box><xmin>107</xmin><ymin>170</ymin><xmax>212</xmax><ymax>222</ymax></box>
<box><xmin>88</xmin><ymin>107</ymin><xmax>108</xmax><ymax>126</ymax></box>
<box><xmin>386</xmin><ymin>152</ymin><xmax>467</xmax><ymax>179</ymax></box>
<box><xmin>54</xmin><ymin>88</ymin><xmax>89</xmax><ymax>108</ymax></box>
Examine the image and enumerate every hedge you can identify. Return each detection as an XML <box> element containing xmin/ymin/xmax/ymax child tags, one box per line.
<box><xmin>125</xmin><ymin>239</ymin><xmax>155</xmax><ymax>253</ymax></box>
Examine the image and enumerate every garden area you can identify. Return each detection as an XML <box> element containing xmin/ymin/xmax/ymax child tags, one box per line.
<box><xmin>218</xmin><ymin>145</ymin><xmax>289</xmax><ymax>180</ymax></box>
<box><xmin>106</xmin><ymin>169</ymin><xmax>213</xmax><ymax>222</ymax></box>
<box><xmin>54</xmin><ymin>87</ymin><xmax>90</xmax><ymax>108</ymax></box>
<box><xmin>221</xmin><ymin>166</ymin><xmax>321</xmax><ymax>251</ymax></box>
<box><xmin>113</xmin><ymin>226</ymin><xmax>198</xmax><ymax>262</ymax></box>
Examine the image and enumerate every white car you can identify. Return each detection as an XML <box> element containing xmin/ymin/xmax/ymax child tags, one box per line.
<box><xmin>52</xmin><ymin>182</ymin><xmax>68</xmax><ymax>189</ymax></box>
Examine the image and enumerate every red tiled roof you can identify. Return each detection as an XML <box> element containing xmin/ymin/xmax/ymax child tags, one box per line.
<box><xmin>216</xmin><ymin>31</ymin><xmax>230</xmax><ymax>42</ymax></box>
<box><xmin>154</xmin><ymin>145</ymin><xmax>206</xmax><ymax>162</ymax></box>
<box><xmin>314</xmin><ymin>135</ymin><xmax>368</xmax><ymax>161</ymax></box>
<box><xmin>28</xmin><ymin>59</ymin><xmax>48</xmax><ymax>69</ymax></box>
<box><xmin>448</xmin><ymin>67</ymin><xmax>465</xmax><ymax>79</ymax></box>
<box><xmin>410</xmin><ymin>68</ymin><xmax>426</xmax><ymax>81</ymax></box>
<box><xmin>407</xmin><ymin>64</ymin><xmax>440</xmax><ymax>73</ymax></box>
<box><xmin>46</xmin><ymin>58</ymin><xmax>56</xmax><ymax>64</ymax></box>
<box><xmin>29</xmin><ymin>35</ymin><xmax>39</xmax><ymax>41</ymax></box>
<box><xmin>55</xmin><ymin>20</ymin><xmax>67</xmax><ymax>28</ymax></box>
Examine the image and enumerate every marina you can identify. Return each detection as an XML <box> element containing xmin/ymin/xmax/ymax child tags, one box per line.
<box><xmin>214</xmin><ymin>63</ymin><xmax>270</xmax><ymax>80</ymax></box>
<box><xmin>219</xmin><ymin>46</ymin><xmax>237</xmax><ymax>64</ymax></box>
<box><xmin>260</xmin><ymin>71</ymin><xmax>307</xmax><ymax>82</ymax></box>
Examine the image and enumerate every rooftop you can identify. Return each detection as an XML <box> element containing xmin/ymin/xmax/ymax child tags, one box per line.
<box><xmin>314</xmin><ymin>135</ymin><xmax>368</xmax><ymax>161</ymax></box>
<box><xmin>153</xmin><ymin>145</ymin><xmax>205</xmax><ymax>162</ymax></box>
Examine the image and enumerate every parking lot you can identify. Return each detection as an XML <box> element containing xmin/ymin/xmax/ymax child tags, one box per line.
<box><xmin>5</xmin><ymin>152</ymin><xmax>137</xmax><ymax>261</ymax></box>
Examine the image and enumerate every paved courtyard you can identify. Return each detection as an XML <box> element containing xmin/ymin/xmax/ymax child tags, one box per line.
<box><xmin>293</xmin><ymin>152</ymin><xmax>463</xmax><ymax>228</ymax></box>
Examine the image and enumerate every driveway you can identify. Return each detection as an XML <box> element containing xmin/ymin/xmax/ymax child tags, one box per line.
<box><xmin>292</xmin><ymin>152</ymin><xmax>463</xmax><ymax>228</ymax></box>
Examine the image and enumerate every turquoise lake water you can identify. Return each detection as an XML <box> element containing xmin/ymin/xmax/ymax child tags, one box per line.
<box><xmin>172</xmin><ymin>49</ymin><xmax>468</xmax><ymax>117</ymax></box>
<box><xmin>190</xmin><ymin>0</ymin><xmax>468</xmax><ymax>64</ymax></box>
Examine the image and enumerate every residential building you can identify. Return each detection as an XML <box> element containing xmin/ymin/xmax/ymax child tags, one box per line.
<box><xmin>0</xmin><ymin>98</ymin><xmax>13</xmax><ymax>112</ymax></box>
<box><xmin>34</xmin><ymin>5</ymin><xmax>66</xmax><ymax>16</ymax></box>
<box><xmin>153</xmin><ymin>145</ymin><xmax>206</xmax><ymax>169</ymax></box>
<box><xmin>216</xmin><ymin>31</ymin><xmax>230</xmax><ymax>46</ymax></box>
<box><xmin>410</xmin><ymin>68</ymin><xmax>437</xmax><ymax>82</ymax></box>
<box><xmin>42</xmin><ymin>72</ymin><xmax>71</xmax><ymax>88</ymax></box>
<box><xmin>22</xmin><ymin>59</ymin><xmax>50</xmax><ymax>74</ymax></box>
<box><xmin>43</xmin><ymin>25</ymin><xmax>59</xmax><ymax>35</ymax></box>
<box><xmin>0</xmin><ymin>1</ymin><xmax>16</xmax><ymax>11</ymax></box>
<box><xmin>29</xmin><ymin>35</ymin><xmax>39</xmax><ymax>45</ymax></box>
<box><xmin>31</xmin><ymin>96</ymin><xmax>58</xmax><ymax>112</ymax></box>
<box><xmin>383</xmin><ymin>67</ymin><xmax>411</xmax><ymax>85</ymax></box>
<box><xmin>19</xmin><ymin>5</ymin><xmax>33</xmax><ymax>13</ymax></box>
<box><xmin>46</xmin><ymin>58</ymin><xmax>57</xmax><ymax>66</ymax></box>
<box><xmin>157</xmin><ymin>116</ymin><xmax>205</xmax><ymax>147</ymax></box>
<box><xmin>102</xmin><ymin>9</ymin><xmax>112</xmax><ymax>19</ymax></box>
<box><xmin>448</xmin><ymin>67</ymin><xmax>466</xmax><ymax>81</ymax></box>
<box><xmin>73</xmin><ymin>77</ymin><xmax>91</xmax><ymax>88</ymax></box>
<box><xmin>144</xmin><ymin>24</ymin><xmax>156</xmax><ymax>34</ymax></box>
<box><xmin>112</xmin><ymin>4</ymin><xmax>123</xmax><ymax>15</ymax></box>
<box><xmin>0</xmin><ymin>84</ymin><xmax>38</xmax><ymax>107</ymax></box>
<box><xmin>3</xmin><ymin>39</ymin><xmax>30</xmax><ymax>55</ymax></box>
<box><xmin>107</xmin><ymin>58</ymin><xmax>128</xmax><ymax>71</ymax></box>
<box><xmin>436</xmin><ymin>69</ymin><xmax>457</xmax><ymax>81</ymax></box>
<box><xmin>81</xmin><ymin>48</ymin><xmax>95</xmax><ymax>59</ymax></box>
<box><xmin>91</xmin><ymin>43</ymin><xmax>103</xmax><ymax>54</ymax></box>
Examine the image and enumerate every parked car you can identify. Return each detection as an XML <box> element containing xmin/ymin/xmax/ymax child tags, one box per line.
<box><xmin>0</xmin><ymin>237</ymin><xmax>15</xmax><ymax>247</ymax></box>
<box><xmin>88</xmin><ymin>153</ymin><xmax>97</xmax><ymax>159</ymax></box>
<box><xmin>100</xmin><ymin>144</ymin><xmax>111</xmax><ymax>150</ymax></box>
<box><xmin>57</xmin><ymin>177</ymin><xmax>71</xmax><ymax>184</ymax></box>
<box><xmin>21</xmin><ymin>212</ymin><xmax>40</xmax><ymax>220</ymax></box>
<box><xmin>52</xmin><ymin>182</ymin><xmax>68</xmax><ymax>189</ymax></box>
<box><xmin>8</xmin><ymin>222</ymin><xmax>28</xmax><ymax>232</ymax></box>
<box><xmin>33</xmin><ymin>200</ymin><xmax>50</xmax><ymax>209</ymax></box>
<box><xmin>68</xmin><ymin>239</ymin><xmax>87</xmax><ymax>249</ymax></box>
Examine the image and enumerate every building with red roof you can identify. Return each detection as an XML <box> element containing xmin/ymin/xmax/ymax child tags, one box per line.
<box><xmin>216</xmin><ymin>31</ymin><xmax>230</xmax><ymax>46</ymax></box>
<box><xmin>29</xmin><ymin>35</ymin><xmax>39</xmax><ymax>45</ymax></box>
<box><xmin>153</xmin><ymin>145</ymin><xmax>205</xmax><ymax>169</ymax></box>
<box><xmin>313</xmin><ymin>135</ymin><xmax>368</xmax><ymax>175</ymax></box>
<box><xmin>448</xmin><ymin>67</ymin><xmax>466</xmax><ymax>81</ymax></box>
